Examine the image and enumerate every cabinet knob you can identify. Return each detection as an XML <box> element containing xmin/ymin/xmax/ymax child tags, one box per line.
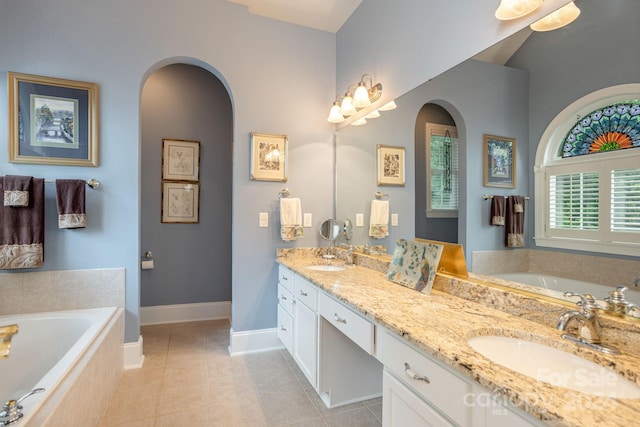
<box><xmin>334</xmin><ymin>313</ymin><xmax>347</xmax><ymax>324</ymax></box>
<box><xmin>404</xmin><ymin>363</ymin><xmax>430</xmax><ymax>383</ymax></box>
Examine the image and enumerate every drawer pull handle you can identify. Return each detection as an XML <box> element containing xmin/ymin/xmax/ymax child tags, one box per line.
<box><xmin>281</xmin><ymin>276</ymin><xmax>288</xmax><ymax>281</ymax></box>
<box><xmin>280</xmin><ymin>295</ymin><xmax>287</xmax><ymax>300</ymax></box>
<box><xmin>299</xmin><ymin>291</ymin><xmax>308</xmax><ymax>297</ymax></box>
<box><xmin>404</xmin><ymin>363</ymin><xmax>430</xmax><ymax>383</ymax></box>
<box><xmin>280</xmin><ymin>326</ymin><xmax>287</xmax><ymax>331</ymax></box>
<box><xmin>334</xmin><ymin>313</ymin><xmax>347</xmax><ymax>324</ymax></box>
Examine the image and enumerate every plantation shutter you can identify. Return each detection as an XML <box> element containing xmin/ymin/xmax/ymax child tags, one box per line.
<box><xmin>549</xmin><ymin>172</ymin><xmax>599</xmax><ymax>230</ymax></box>
<box><xmin>611</xmin><ymin>167</ymin><xmax>640</xmax><ymax>233</ymax></box>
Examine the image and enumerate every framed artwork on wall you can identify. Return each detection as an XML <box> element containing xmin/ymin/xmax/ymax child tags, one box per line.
<box><xmin>483</xmin><ymin>134</ymin><xmax>516</xmax><ymax>188</ymax></box>
<box><xmin>8</xmin><ymin>72</ymin><xmax>99</xmax><ymax>166</ymax></box>
<box><xmin>250</xmin><ymin>132</ymin><xmax>288</xmax><ymax>182</ymax></box>
<box><xmin>376</xmin><ymin>144</ymin><xmax>405</xmax><ymax>186</ymax></box>
<box><xmin>162</xmin><ymin>139</ymin><xmax>200</xmax><ymax>181</ymax></box>
<box><xmin>161</xmin><ymin>181</ymin><xmax>200</xmax><ymax>224</ymax></box>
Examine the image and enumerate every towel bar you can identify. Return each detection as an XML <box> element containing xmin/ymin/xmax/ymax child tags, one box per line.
<box><xmin>482</xmin><ymin>194</ymin><xmax>529</xmax><ymax>200</ymax></box>
<box><xmin>43</xmin><ymin>179</ymin><xmax>101</xmax><ymax>189</ymax></box>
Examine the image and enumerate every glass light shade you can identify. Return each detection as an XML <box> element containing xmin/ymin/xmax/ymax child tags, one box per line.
<box><xmin>351</xmin><ymin>117</ymin><xmax>367</xmax><ymax>126</ymax></box>
<box><xmin>365</xmin><ymin>110</ymin><xmax>380</xmax><ymax>119</ymax></box>
<box><xmin>353</xmin><ymin>83</ymin><xmax>371</xmax><ymax>109</ymax></box>
<box><xmin>495</xmin><ymin>0</ymin><xmax>542</xmax><ymax>20</ymax></box>
<box><xmin>530</xmin><ymin>2</ymin><xmax>580</xmax><ymax>32</ymax></box>
<box><xmin>327</xmin><ymin>102</ymin><xmax>345</xmax><ymax>123</ymax></box>
<box><xmin>378</xmin><ymin>100</ymin><xmax>397</xmax><ymax>111</ymax></box>
<box><xmin>340</xmin><ymin>94</ymin><xmax>357</xmax><ymax>116</ymax></box>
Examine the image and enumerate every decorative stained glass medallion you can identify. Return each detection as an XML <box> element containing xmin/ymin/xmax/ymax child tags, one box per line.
<box><xmin>561</xmin><ymin>101</ymin><xmax>640</xmax><ymax>158</ymax></box>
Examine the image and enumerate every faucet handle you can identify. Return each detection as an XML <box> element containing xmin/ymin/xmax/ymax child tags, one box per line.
<box><xmin>563</xmin><ymin>292</ymin><xmax>601</xmax><ymax>312</ymax></box>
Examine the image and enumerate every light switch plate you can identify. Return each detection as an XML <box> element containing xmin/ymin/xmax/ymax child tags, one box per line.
<box><xmin>259</xmin><ymin>212</ymin><xmax>269</xmax><ymax>228</ymax></box>
<box><xmin>303</xmin><ymin>213</ymin><xmax>312</xmax><ymax>227</ymax></box>
<box><xmin>356</xmin><ymin>213</ymin><xmax>364</xmax><ymax>227</ymax></box>
<box><xmin>391</xmin><ymin>213</ymin><xmax>399</xmax><ymax>226</ymax></box>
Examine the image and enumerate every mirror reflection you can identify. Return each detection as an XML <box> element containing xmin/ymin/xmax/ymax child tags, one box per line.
<box><xmin>335</xmin><ymin>0</ymin><xmax>640</xmax><ymax>309</ymax></box>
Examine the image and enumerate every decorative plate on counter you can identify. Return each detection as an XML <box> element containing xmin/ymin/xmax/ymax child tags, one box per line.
<box><xmin>387</xmin><ymin>239</ymin><xmax>444</xmax><ymax>294</ymax></box>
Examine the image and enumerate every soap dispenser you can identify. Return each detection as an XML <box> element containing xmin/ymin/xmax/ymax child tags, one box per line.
<box><xmin>604</xmin><ymin>286</ymin><xmax>635</xmax><ymax>317</ymax></box>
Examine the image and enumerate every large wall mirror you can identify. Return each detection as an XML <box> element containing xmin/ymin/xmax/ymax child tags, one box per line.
<box><xmin>335</xmin><ymin>0</ymin><xmax>639</xmax><ymax>306</ymax></box>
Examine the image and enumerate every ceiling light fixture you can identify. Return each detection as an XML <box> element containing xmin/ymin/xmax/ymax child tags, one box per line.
<box><xmin>530</xmin><ymin>1</ymin><xmax>581</xmax><ymax>32</ymax></box>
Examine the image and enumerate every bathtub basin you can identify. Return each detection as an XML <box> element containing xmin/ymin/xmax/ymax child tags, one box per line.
<box><xmin>468</xmin><ymin>335</ymin><xmax>640</xmax><ymax>398</ymax></box>
<box><xmin>305</xmin><ymin>265</ymin><xmax>346</xmax><ymax>272</ymax></box>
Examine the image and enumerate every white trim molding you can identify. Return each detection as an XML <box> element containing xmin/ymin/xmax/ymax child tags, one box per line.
<box><xmin>124</xmin><ymin>335</ymin><xmax>145</xmax><ymax>370</ymax></box>
<box><xmin>140</xmin><ymin>301</ymin><xmax>231</xmax><ymax>325</ymax></box>
<box><xmin>229</xmin><ymin>327</ymin><xmax>284</xmax><ymax>356</ymax></box>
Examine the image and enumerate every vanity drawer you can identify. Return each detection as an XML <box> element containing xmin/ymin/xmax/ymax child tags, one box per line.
<box><xmin>278</xmin><ymin>266</ymin><xmax>295</xmax><ymax>293</ymax></box>
<box><xmin>278</xmin><ymin>284</ymin><xmax>295</xmax><ymax>316</ymax></box>
<box><xmin>378</xmin><ymin>330</ymin><xmax>471</xmax><ymax>426</ymax></box>
<box><xmin>294</xmin><ymin>277</ymin><xmax>318</xmax><ymax>310</ymax></box>
<box><xmin>277</xmin><ymin>304</ymin><xmax>293</xmax><ymax>353</ymax></box>
<box><xmin>318</xmin><ymin>292</ymin><xmax>375</xmax><ymax>354</ymax></box>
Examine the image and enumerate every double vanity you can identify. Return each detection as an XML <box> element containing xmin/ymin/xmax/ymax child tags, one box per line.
<box><xmin>275</xmin><ymin>248</ymin><xmax>640</xmax><ymax>426</ymax></box>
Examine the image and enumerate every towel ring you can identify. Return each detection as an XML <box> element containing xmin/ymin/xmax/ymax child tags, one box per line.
<box><xmin>279</xmin><ymin>188</ymin><xmax>290</xmax><ymax>198</ymax></box>
<box><xmin>374</xmin><ymin>192</ymin><xmax>389</xmax><ymax>200</ymax></box>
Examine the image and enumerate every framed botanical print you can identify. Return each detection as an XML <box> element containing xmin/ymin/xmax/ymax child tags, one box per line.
<box><xmin>8</xmin><ymin>72</ymin><xmax>99</xmax><ymax>166</ymax></box>
<box><xmin>162</xmin><ymin>139</ymin><xmax>200</xmax><ymax>181</ymax></box>
<box><xmin>483</xmin><ymin>134</ymin><xmax>516</xmax><ymax>188</ymax></box>
<box><xmin>250</xmin><ymin>132</ymin><xmax>288</xmax><ymax>182</ymax></box>
<box><xmin>161</xmin><ymin>182</ymin><xmax>200</xmax><ymax>224</ymax></box>
<box><xmin>376</xmin><ymin>144</ymin><xmax>405</xmax><ymax>186</ymax></box>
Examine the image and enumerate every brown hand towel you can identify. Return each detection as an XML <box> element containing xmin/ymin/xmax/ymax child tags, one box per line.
<box><xmin>56</xmin><ymin>179</ymin><xmax>87</xmax><ymax>229</ymax></box>
<box><xmin>3</xmin><ymin>175</ymin><xmax>33</xmax><ymax>207</ymax></box>
<box><xmin>490</xmin><ymin>195</ymin><xmax>505</xmax><ymax>226</ymax></box>
<box><xmin>0</xmin><ymin>178</ymin><xmax>44</xmax><ymax>269</ymax></box>
<box><xmin>505</xmin><ymin>195</ymin><xmax>525</xmax><ymax>248</ymax></box>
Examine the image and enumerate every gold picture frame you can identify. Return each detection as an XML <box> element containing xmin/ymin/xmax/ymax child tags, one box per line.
<box><xmin>483</xmin><ymin>134</ymin><xmax>516</xmax><ymax>188</ymax></box>
<box><xmin>8</xmin><ymin>72</ymin><xmax>99</xmax><ymax>166</ymax></box>
<box><xmin>161</xmin><ymin>182</ymin><xmax>200</xmax><ymax>224</ymax></box>
<box><xmin>250</xmin><ymin>132</ymin><xmax>288</xmax><ymax>182</ymax></box>
<box><xmin>376</xmin><ymin>144</ymin><xmax>405</xmax><ymax>186</ymax></box>
<box><xmin>162</xmin><ymin>139</ymin><xmax>200</xmax><ymax>181</ymax></box>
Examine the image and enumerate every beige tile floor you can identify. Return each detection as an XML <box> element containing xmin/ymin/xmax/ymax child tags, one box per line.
<box><xmin>99</xmin><ymin>319</ymin><xmax>382</xmax><ymax>426</ymax></box>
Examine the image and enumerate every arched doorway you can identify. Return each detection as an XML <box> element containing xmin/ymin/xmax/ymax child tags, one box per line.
<box><xmin>140</xmin><ymin>63</ymin><xmax>233</xmax><ymax>322</ymax></box>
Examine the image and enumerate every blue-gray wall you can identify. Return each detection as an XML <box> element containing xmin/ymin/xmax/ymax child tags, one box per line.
<box><xmin>140</xmin><ymin>64</ymin><xmax>232</xmax><ymax>307</ymax></box>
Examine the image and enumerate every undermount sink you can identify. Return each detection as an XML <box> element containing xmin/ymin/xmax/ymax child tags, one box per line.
<box><xmin>305</xmin><ymin>265</ymin><xmax>346</xmax><ymax>272</ymax></box>
<box><xmin>468</xmin><ymin>335</ymin><xmax>640</xmax><ymax>399</ymax></box>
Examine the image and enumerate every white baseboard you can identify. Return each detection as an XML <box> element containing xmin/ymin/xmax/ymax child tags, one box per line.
<box><xmin>124</xmin><ymin>335</ymin><xmax>145</xmax><ymax>370</ymax></box>
<box><xmin>229</xmin><ymin>327</ymin><xmax>284</xmax><ymax>356</ymax></box>
<box><xmin>140</xmin><ymin>301</ymin><xmax>231</xmax><ymax>325</ymax></box>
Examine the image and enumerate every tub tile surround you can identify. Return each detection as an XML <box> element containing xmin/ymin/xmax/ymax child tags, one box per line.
<box><xmin>277</xmin><ymin>249</ymin><xmax>640</xmax><ymax>426</ymax></box>
<box><xmin>0</xmin><ymin>268</ymin><xmax>125</xmax><ymax>315</ymax></box>
<box><xmin>472</xmin><ymin>249</ymin><xmax>640</xmax><ymax>288</ymax></box>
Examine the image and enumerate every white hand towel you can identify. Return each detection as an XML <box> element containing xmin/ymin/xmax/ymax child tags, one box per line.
<box><xmin>369</xmin><ymin>199</ymin><xmax>389</xmax><ymax>239</ymax></box>
<box><xmin>280</xmin><ymin>197</ymin><xmax>304</xmax><ymax>242</ymax></box>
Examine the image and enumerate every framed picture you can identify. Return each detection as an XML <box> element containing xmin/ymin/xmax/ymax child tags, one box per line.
<box><xmin>250</xmin><ymin>132</ymin><xmax>288</xmax><ymax>182</ymax></box>
<box><xmin>376</xmin><ymin>144</ymin><xmax>405</xmax><ymax>186</ymax></box>
<box><xmin>8</xmin><ymin>72</ymin><xmax>99</xmax><ymax>166</ymax></box>
<box><xmin>162</xmin><ymin>139</ymin><xmax>200</xmax><ymax>181</ymax></box>
<box><xmin>483</xmin><ymin>134</ymin><xmax>516</xmax><ymax>188</ymax></box>
<box><xmin>161</xmin><ymin>182</ymin><xmax>200</xmax><ymax>224</ymax></box>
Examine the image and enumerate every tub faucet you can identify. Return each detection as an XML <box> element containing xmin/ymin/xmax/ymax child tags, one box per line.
<box><xmin>557</xmin><ymin>292</ymin><xmax>619</xmax><ymax>354</ymax></box>
<box><xmin>632</xmin><ymin>275</ymin><xmax>640</xmax><ymax>287</ymax></box>
<box><xmin>0</xmin><ymin>325</ymin><xmax>18</xmax><ymax>360</ymax></box>
<box><xmin>0</xmin><ymin>388</ymin><xmax>45</xmax><ymax>426</ymax></box>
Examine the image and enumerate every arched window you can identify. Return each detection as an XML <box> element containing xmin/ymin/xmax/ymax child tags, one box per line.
<box><xmin>534</xmin><ymin>84</ymin><xmax>640</xmax><ymax>257</ymax></box>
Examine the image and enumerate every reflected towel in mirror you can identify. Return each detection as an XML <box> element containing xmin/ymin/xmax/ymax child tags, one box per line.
<box><xmin>369</xmin><ymin>199</ymin><xmax>389</xmax><ymax>239</ymax></box>
<box><xmin>280</xmin><ymin>197</ymin><xmax>304</xmax><ymax>241</ymax></box>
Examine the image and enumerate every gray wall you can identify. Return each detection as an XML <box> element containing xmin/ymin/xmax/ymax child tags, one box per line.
<box><xmin>140</xmin><ymin>64</ymin><xmax>232</xmax><ymax>307</ymax></box>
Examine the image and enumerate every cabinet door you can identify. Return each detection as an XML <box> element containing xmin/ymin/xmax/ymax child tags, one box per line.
<box><xmin>293</xmin><ymin>299</ymin><xmax>317</xmax><ymax>388</ymax></box>
<box><xmin>277</xmin><ymin>304</ymin><xmax>293</xmax><ymax>353</ymax></box>
<box><xmin>383</xmin><ymin>370</ymin><xmax>453</xmax><ymax>427</ymax></box>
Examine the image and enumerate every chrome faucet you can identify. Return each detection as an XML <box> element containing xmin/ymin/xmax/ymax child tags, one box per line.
<box><xmin>340</xmin><ymin>243</ymin><xmax>355</xmax><ymax>265</ymax></box>
<box><xmin>0</xmin><ymin>388</ymin><xmax>45</xmax><ymax>426</ymax></box>
<box><xmin>557</xmin><ymin>292</ymin><xmax>620</xmax><ymax>354</ymax></box>
<box><xmin>632</xmin><ymin>275</ymin><xmax>640</xmax><ymax>287</ymax></box>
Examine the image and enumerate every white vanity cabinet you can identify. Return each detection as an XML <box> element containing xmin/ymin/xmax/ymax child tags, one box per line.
<box><xmin>378</xmin><ymin>328</ymin><xmax>542</xmax><ymax>427</ymax></box>
<box><xmin>292</xmin><ymin>275</ymin><xmax>318</xmax><ymax>387</ymax></box>
<box><xmin>277</xmin><ymin>267</ymin><xmax>295</xmax><ymax>353</ymax></box>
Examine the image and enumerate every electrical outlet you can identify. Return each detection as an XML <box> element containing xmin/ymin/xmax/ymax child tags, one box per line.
<box><xmin>356</xmin><ymin>213</ymin><xmax>364</xmax><ymax>227</ymax></box>
<box><xmin>391</xmin><ymin>213</ymin><xmax>399</xmax><ymax>226</ymax></box>
<box><xmin>303</xmin><ymin>213</ymin><xmax>312</xmax><ymax>227</ymax></box>
<box><xmin>259</xmin><ymin>212</ymin><xmax>269</xmax><ymax>227</ymax></box>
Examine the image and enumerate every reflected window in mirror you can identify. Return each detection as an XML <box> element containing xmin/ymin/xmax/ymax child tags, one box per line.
<box><xmin>426</xmin><ymin>123</ymin><xmax>459</xmax><ymax>218</ymax></box>
<box><xmin>535</xmin><ymin>85</ymin><xmax>640</xmax><ymax>257</ymax></box>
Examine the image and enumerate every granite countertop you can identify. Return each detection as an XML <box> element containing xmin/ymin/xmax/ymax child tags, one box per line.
<box><xmin>276</xmin><ymin>252</ymin><xmax>640</xmax><ymax>427</ymax></box>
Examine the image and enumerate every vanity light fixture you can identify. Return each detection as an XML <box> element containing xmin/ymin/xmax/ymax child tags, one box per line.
<box><xmin>351</xmin><ymin>117</ymin><xmax>367</xmax><ymax>126</ymax></box>
<box><xmin>339</xmin><ymin>86</ymin><xmax>357</xmax><ymax>117</ymax></box>
<box><xmin>378</xmin><ymin>100</ymin><xmax>397</xmax><ymax>111</ymax></box>
<box><xmin>353</xmin><ymin>74</ymin><xmax>383</xmax><ymax>109</ymax></box>
<box><xmin>530</xmin><ymin>1</ymin><xmax>581</xmax><ymax>31</ymax></box>
<box><xmin>365</xmin><ymin>110</ymin><xmax>380</xmax><ymax>119</ymax></box>
<box><xmin>327</xmin><ymin>100</ymin><xmax>346</xmax><ymax>123</ymax></box>
<box><xmin>495</xmin><ymin>0</ymin><xmax>542</xmax><ymax>20</ymax></box>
